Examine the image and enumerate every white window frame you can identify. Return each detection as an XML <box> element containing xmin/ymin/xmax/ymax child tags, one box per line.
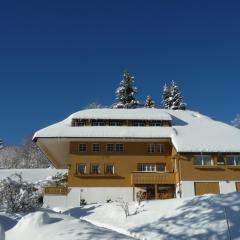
<box><xmin>156</xmin><ymin>144</ymin><xmax>164</xmax><ymax>153</ymax></box>
<box><xmin>147</xmin><ymin>144</ymin><xmax>155</xmax><ymax>153</ymax></box>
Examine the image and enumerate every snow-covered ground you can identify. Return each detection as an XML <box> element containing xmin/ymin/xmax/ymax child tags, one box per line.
<box><xmin>2</xmin><ymin>192</ymin><xmax>240</xmax><ymax>240</ymax></box>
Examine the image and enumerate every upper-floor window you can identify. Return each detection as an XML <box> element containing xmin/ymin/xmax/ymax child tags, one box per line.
<box><xmin>107</xmin><ymin>143</ymin><xmax>114</xmax><ymax>152</ymax></box>
<box><xmin>72</xmin><ymin>119</ymin><xmax>85</xmax><ymax>126</ymax></box>
<box><xmin>217</xmin><ymin>156</ymin><xmax>225</xmax><ymax>165</ymax></box>
<box><xmin>138</xmin><ymin>163</ymin><xmax>166</xmax><ymax>172</ymax></box>
<box><xmin>92</xmin><ymin>143</ymin><xmax>100</xmax><ymax>152</ymax></box>
<box><xmin>149</xmin><ymin>121</ymin><xmax>162</xmax><ymax>126</ymax></box>
<box><xmin>156</xmin><ymin>144</ymin><xmax>164</xmax><ymax>153</ymax></box>
<box><xmin>91</xmin><ymin>164</ymin><xmax>100</xmax><ymax>174</ymax></box>
<box><xmin>226</xmin><ymin>155</ymin><xmax>240</xmax><ymax>166</ymax></box>
<box><xmin>157</xmin><ymin>163</ymin><xmax>166</xmax><ymax>172</ymax></box>
<box><xmin>79</xmin><ymin>144</ymin><xmax>87</xmax><ymax>152</ymax></box>
<box><xmin>116</xmin><ymin>143</ymin><xmax>124</xmax><ymax>152</ymax></box>
<box><xmin>92</xmin><ymin>120</ymin><xmax>106</xmax><ymax>126</ymax></box>
<box><xmin>193</xmin><ymin>155</ymin><xmax>212</xmax><ymax>166</ymax></box>
<box><xmin>76</xmin><ymin>164</ymin><xmax>86</xmax><ymax>174</ymax></box>
<box><xmin>109</xmin><ymin>120</ymin><xmax>123</xmax><ymax>126</ymax></box>
<box><xmin>105</xmin><ymin>164</ymin><xmax>114</xmax><ymax>174</ymax></box>
<box><xmin>132</xmin><ymin>120</ymin><xmax>146</xmax><ymax>126</ymax></box>
<box><xmin>147</xmin><ymin>144</ymin><xmax>155</xmax><ymax>153</ymax></box>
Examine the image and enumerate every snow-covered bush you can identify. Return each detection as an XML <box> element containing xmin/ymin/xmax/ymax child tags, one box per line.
<box><xmin>136</xmin><ymin>191</ymin><xmax>146</xmax><ymax>205</ymax></box>
<box><xmin>117</xmin><ymin>198</ymin><xmax>129</xmax><ymax>218</ymax></box>
<box><xmin>0</xmin><ymin>173</ymin><xmax>42</xmax><ymax>213</ymax></box>
<box><xmin>52</xmin><ymin>172</ymin><xmax>68</xmax><ymax>186</ymax></box>
<box><xmin>80</xmin><ymin>198</ymin><xmax>87</xmax><ymax>206</ymax></box>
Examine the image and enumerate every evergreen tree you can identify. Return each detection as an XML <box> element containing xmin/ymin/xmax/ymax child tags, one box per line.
<box><xmin>162</xmin><ymin>83</ymin><xmax>171</xmax><ymax>109</ymax></box>
<box><xmin>232</xmin><ymin>115</ymin><xmax>240</xmax><ymax>129</ymax></box>
<box><xmin>113</xmin><ymin>70</ymin><xmax>139</xmax><ymax>108</ymax></box>
<box><xmin>163</xmin><ymin>80</ymin><xmax>186</xmax><ymax>110</ymax></box>
<box><xmin>144</xmin><ymin>96</ymin><xmax>155</xmax><ymax>108</ymax></box>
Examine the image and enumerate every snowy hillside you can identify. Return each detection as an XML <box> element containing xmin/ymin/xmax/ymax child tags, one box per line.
<box><xmin>3</xmin><ymin>192</ymin><xmax>240</xmax><ymax>240</ymax></box>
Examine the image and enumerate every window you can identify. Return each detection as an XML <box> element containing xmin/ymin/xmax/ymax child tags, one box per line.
<box><xmin>132</xmin><ymin>121</ymin><xmax>146</xmax><ymax>126</ymax></box>
<box><xmin>157</xmin><ymin>163</ymin><xmax>166</xmax><ymax>172</ymax></box>
<box><xmin>226</xmin><ymin>156</ymin><xmax>240</xmax><ymax>166</ymax></box>
<box><xmin>79</xmin><ymin>144</ymin><xmax>87</xmax><ymax>152</ymax></box>
<box><xmin>109</xmin><ymin>120</ymin><xmax>123</xmax><ymax>126</ymax></box>
<box><xmin>76</xmin><ymin>164</ymin><xmax>86</xmax><ymax>174</ymax></box>
<box><xmin>149</xmin><ymin>121</ymin><xmax>162</xmax><ymax>126</ymax></box>
<box><xmin>116</xmin><ymin>143</ymin><xmax>124</xmax><ymax>152</ymax></box>
<box><xmin>72</xmin><ymin>119</ymin><xmax>85</xmax><ymax>126</ymax></box>
<box><xmin>193</xmin><ymin>155</ymin><xmax>212</xmax><ymax>166</ymax></box>
<box><xmin>107</xmin><ymin>143</ymin><xmax>114</xmax><ymax>152</ymax></box>
<box><xmin>92</xmin><ymin>120</ymin><xmax>105</xmax><ymax>126</ymax></box>
<box><xmin>91</xmin><ymin>164</ymin><xmax>99</xmax><ymax>174</ymax></box>
<box><xmin>156</xmin><ymin>144</ymin><xmax>164</xmax><ymax>153</ymax></box>
<box><xmin>138</xmin><ymin>164</ymin><xmax>157</xmax><ymax>172</ymax></box>
<box><xmin>92</xmin><ymin>143</ymin><xmax>100</xmax><ymax>152</ymax></box>
<box><xmin>217</xmin><ymin>156</ymin><xmax>225</xmax><ymax>165</ymax></box>
<box><xmin>147</xmin><ymin>144</ymin><xmax>155</xmax><ymax>153</ymax></box>
<box><xmin>105</xmin><ymin>164</ymin><xmax>114</xmax><ymax>174</ymax></box>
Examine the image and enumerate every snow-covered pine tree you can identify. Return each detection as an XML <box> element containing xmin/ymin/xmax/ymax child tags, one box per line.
<box><xmin>144</xmin><ymin>96</ymin><xmax>155</xmax><ymax>108</ymax></box>
<box><xmin>113</xmin><ymin>71</ymin><xmax>139</xmax><ymax>109</ymax></box>
<box><xmin>169</xmin><ymin>80</ymin><xmax>186</xmax><ymax>110</ymax></box>
<box><xmin>232</xmin><ymin>115</ymin><xmax>240</xmax><ymax>129</ymax></box>
<box><xmin>162</xmin><ymin>83</ymin><xmax>171</xmax><ymax>109</ymax></box>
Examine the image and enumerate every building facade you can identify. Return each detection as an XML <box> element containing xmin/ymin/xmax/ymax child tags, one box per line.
<box><xmin>33</xmin><ymin>108</ymin><xmax>240</xmax><ymax>207</ymax></box>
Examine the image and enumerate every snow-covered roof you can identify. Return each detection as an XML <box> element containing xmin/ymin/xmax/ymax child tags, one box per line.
<box><xmin>69</xmin><ymin>108</ymin><xmax>172</xmax><ymax>121</ymax></box>
<box><xmin>33</xmin><ymin>108</ymin><xmax>240</xmax><ymax>167</ymax></box>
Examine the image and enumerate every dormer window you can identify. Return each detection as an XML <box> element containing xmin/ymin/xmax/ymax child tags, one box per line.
<box><xmin>132</xmin><ymin>120</ymin><xmax>146</xmax><ymax>126</ymax></box>
<box><xmin>109</xmin><ymin>120</ymin><xmax>123</xmax><ymax>126</ymax></box>
<box><xmin>91</xmin><ymin>120</ymin><xmax>106</xmax><ymax>126</ymax></box>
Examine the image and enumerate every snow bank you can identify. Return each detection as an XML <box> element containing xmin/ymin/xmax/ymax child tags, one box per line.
<box><xmin>76</xmin><ymin>192</ymin><xmax>240</xmax><ymax>240</ymax></box>
<box><xmin>6</xmin><ymin>210</ymin><xmax>132</xmax><ymax>240</ymax></box>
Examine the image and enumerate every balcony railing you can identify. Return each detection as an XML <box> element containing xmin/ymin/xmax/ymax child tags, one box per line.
<box><xmin>132</xmin><ymin>171</ymin><xmax>179</xmax><ymax>185</ymax></box>
<box><xmin>44</xmin><ymin>186</ymin><xmax>68</xmax><ymax>195</ymax></box>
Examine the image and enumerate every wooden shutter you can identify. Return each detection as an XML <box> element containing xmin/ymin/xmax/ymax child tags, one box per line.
<box><xmin>194</xmin><ymin>182</ymin><xmax>220</xmax><ymax>195</ymax></box>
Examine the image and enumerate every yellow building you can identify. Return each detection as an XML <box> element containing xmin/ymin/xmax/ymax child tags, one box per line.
<box><xmin>33</xmin><ymin>108</ymin><xmax>240</xmax><ymax>207</ymax></box>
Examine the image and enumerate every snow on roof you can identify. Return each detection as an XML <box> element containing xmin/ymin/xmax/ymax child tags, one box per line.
<box><xmin>34</xmin><ymin>108</ymin><xmax>240</xmax><ymax>153</ymax></box>
<box><xmin>69</xmin><ymin>108</ymin><xmax>172</xmax><ymax>121</ymax></box>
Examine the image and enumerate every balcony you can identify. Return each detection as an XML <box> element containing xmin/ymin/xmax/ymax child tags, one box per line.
<box><xmin>131</xmin><ymin>172</ymin><xmax>179</xmax><ymax>185</ymax></box>
<box><xmin>44</xmin><ymin>186</ymin><xmax>68</xmax><ymax>195</ymax></box>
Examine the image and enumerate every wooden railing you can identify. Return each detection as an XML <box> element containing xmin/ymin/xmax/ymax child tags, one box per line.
<box><xmin>132</xmin><ymin>172</ymin><xmax>179</xmax><ymax>185</ymax></box>
<box><xmin>44</xmin><ymin>186</ymin><xmax>68</xmax><ymax>195</ymax></box>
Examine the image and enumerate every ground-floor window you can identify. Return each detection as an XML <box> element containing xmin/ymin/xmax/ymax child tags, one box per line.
<box><xmin>76</xmin><ymin>164</ymin><xmax>86</xmax><ymax>174</ymax></box>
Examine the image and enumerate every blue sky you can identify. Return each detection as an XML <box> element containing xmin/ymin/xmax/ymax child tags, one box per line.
<box><xmin>1</xmin><ymin>0</ymin><xmax>240</xmax><ymax>145</ymax></box>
